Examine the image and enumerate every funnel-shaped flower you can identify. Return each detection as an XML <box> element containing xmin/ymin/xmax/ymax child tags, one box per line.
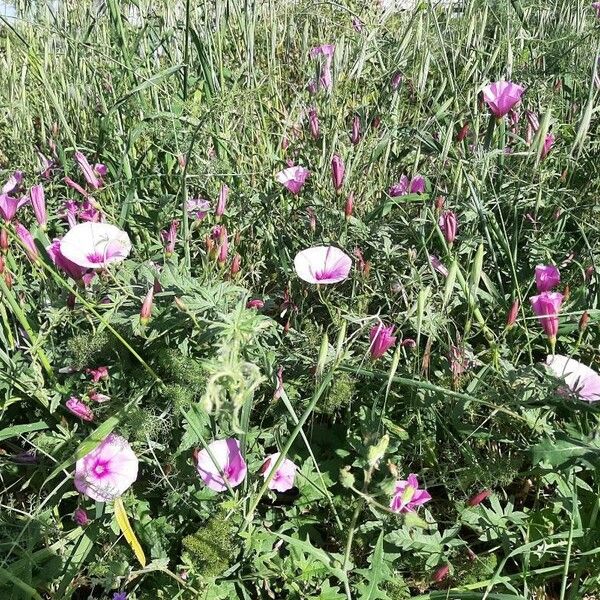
<box><xmin>29</xmin><ymin>184</ymin><xmax>47</xmax><ymax>229</ymax></box>
<box><xmin>74</xmin><ymin>434</ymin><xmax>138</xmax><ymax>502</ymax></box>
<box><xmin>370</xmin><ymin>324</ymin><xmax>396</xmax><ymax>359</ymax></box>
<box><xmin>59</xmin><ymin>222</ymin><xmax>131</xmax><ymax>269</ymax></box>
<box><xmin>187</xmin><ymin>198</ymin><xmax>210</xmax><ymax>220</ymax></box>
<box><xmin>161</xmin><ymin>220</ymin><xmax>179</xmax><ymax>257</ymax></box>
<box><xmin>309</xmin><ymin>44</ymin><xmax>335</xmax><ymax>91</ymax></box>
<box><xmin>2</xmin><ymin>171</ymin><xmax>24</xmax><ymax>196</ymax></box>
<box><xmin>535</xmin><ymin>264</ymin><xmax>560</xmax><ymax>292</ymax></box>
<box><xmin>74</xmin><ymin>151</ymin><xmax>102</xmax><ymax>190</ymax></box>
<box><xmin>38</xmin><ymin>152</ymin><xmax>53</xmax><ymax>180</ymax></box>
<box><xmin>294</xmin><ymin>246</ymin><xmax>352</xmax><ymax>284</ymax></box>
<box><xmin>276</xmin><ymin>166</ymin><xmax>310</xmax><ymax>195</ymax></box>
<box><xmin>482</xmin><ymin>81</ymin><xmax>525</xmax><ymax>118</ymax></box>
<box><xmin>260</xmin><ymin>452</ymin><xmax>297</xmax><ymax>492</ymax></box>
<box><xmin>331</xmin><ymin>154</ymin><xmax>345</xmax><ymax>191</ymax></box>
<box><xmin>546</xmin><ymin>354</ymin><xmax>600</xmax><ymax>402</ymax></box>
<box><xmin>390</xmin><ymin>473</ymin><xmax>432</xmax><ymax>513</ymax></box>
<box><xmin>195</xmin><ymin>438</ymin><xmax>247</xmax><ymax>492</ymax></box>
<box><xmin>389</xmin><ymin>175</ymin><xmax>425</xmax><ymax>197</ymax></box>
<box><xmin>0</xmin><ymin>194</ymin><xmax>27</xmax><ymax>222</ymax></box>
<box><xmin>530</xmin><ymin>291</ymin><xmax>563</xmax><ymax>340</ymax></box>
<box><xmin>46</xmin><ymin>238</ymin><xmax>92</xmax><ymax>283</ymax></box>
<box><xmin>541</xmin><ymin>133</ymin><xmax>555</xmax><ymax>159</ymax></box>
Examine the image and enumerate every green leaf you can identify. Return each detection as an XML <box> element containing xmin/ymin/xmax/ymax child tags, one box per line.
<box><xmin>0</xmin><ymin>421</ymin><xmax>47</xmax><ymax>442</ymax></box>
<box><xmin>355</xmin><ymin>532</ymin><xmax>391</xmax><ymax>600</ymax></box>
<box><xmin>532</xmin><ymin>434</ymin><xmax>600</xmax><ymax>467</ymax></box>
<box><xmin>275</xmin><ymin>533</ymin><xmax>348</xmax><ymax>581</ymax></box>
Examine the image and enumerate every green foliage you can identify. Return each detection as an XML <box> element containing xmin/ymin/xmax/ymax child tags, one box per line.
<box><xmin>181</xmin><ymin>514</ymin><xmax>237</xmax><ymax>578</ymax></box>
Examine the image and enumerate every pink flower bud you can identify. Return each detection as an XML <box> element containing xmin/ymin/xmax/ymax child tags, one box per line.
<box><xmin>89</xmin><ymin>391</ymin><xmax>110</xmax><ymax>403</ymax></box>
<box><xmin>468</xmin><ymin>489</ymin><xmax>491</xmax><ymax>506</ymax></box>
<box><xmin>580</xmin><ymin>310</ymin><xmax>590</xmax><ymax>332</ymax></box>
<box><xmin>391</xmin><ymin>71</ymin><xmax>402</xmax><ymax>90</ymax></box>
<box><xmin>246</xmin><ymin>299</ymin><xmax>264</xmax><ymax>310</ymax></box>
<box><xmin>456</xmin><ymin>123</ymin><xmax>469</xmax><ymax>142</ymax></box>
<box><xmin>140</xmin><ymin>287</ymin><xmax>154</xmax><ymax>324</ymax></box>
<box><xmin>29</xmin><ymin>184</ymin><xmax>47</xmax><ymax>229</ymax></box>
<box><xmin>331</xmin><ymin>154</ymin><xmax>345</xmax><ymax>192</ymax></box>
<box><xmin>344</xmin><ymin>192</ymin><xmax>354</xmax><ymax>219</ymax></box>
<box><xmin>438</xmin><ymin>211</ymin><xmax>457</xmax><ymax>245</ymax></box>
<box><xmin>161</xmin><ymin>220</ymin><xmax>179</xmax><ymax>257</ymax></box>
<box><xmin>230</xmin><ymin>253</ymin><xmax>241</xmax><ymax>276</ymax></box>
<box><xmin>66</xmin><ymin>397</ymin><xmax>94</xmax><ymax>422</ymax></box>
<box><xmin>433</xmin><ymin>564</ymin><xmax>450</xmax><ymax>583</ymax></box>
<box><xmin>216</xmin><ymin>184</ymin><xmax>228</xmax><ymax>217</ymax></box>
<box><xmin>506</xmin><ymin>299</ymin><xmax>520</xmax><ymax>328</ymax></box>
<box><xmin>73</xmin><ymin>507</ymin><xmax>90</xmax><ymax>526</ymax></box>
<box><xmin>15</xmin><ymin>222</ymin><xmax>38</xmax><ymax>261</ymax></box>
<box><xmin>350</xmin><ymin>115</ymin><xmax>361</xmax><ymax>145</ymax></box>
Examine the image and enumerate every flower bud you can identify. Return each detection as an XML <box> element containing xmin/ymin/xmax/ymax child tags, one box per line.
<box><xmin>468</xmin><ymin>489</ymin><xmax>491</xmax><ymax>506</ymax></box>
<box><xmin>73</xmin><ymin>507</ymin><xmax>90</xmax><ymax>526</ymax></box>
<box><xmin>140</xmin><ymin>287</ymin><xmax>154</xmax><ymax>325</ymax></box>
<box><xmin>506</xmin><ymin>299</ymin><xmax>520</xmax><ymax>328</ymax></box>
<box><xmin>579</xmin><ymin>310</ymin><xmax>590</xmax><ymax>332</ymax></box>
<box><xmin>230</xmin><ymin>253</ymin><xmax>241</xmax><ymax>276</ymax></box>
<box><xmin>433</xmin><ymin>564</ymin><xmax>450</xmax><ymax>583</ymax></box>
<box><xmin>456</xmin><ymin>123</ymin><xmax>469</xmax><ymax>142</ymax></box>
<box><xmin>344</xmin><ymin>192</ymin><xmax>354</xmax><ymax>219</ymax></box>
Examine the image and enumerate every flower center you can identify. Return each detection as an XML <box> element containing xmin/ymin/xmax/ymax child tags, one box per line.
<box><xmin>93</xmin><ymin>461</ymin><xmax>109</xmax><ymax>477</ymax></box>
<box><xmin>401</xmin><ymin>485</ymin><xmax>416</xmax><ymax>504</ymax></box>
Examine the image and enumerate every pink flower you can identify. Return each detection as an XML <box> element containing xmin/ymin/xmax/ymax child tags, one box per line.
<box><xmin>309</xmin><ymin>44</ymin><xmax>335</xmax><ymax>91</ymax></box>
<box><xmin>389</xmin><ymin>175</ymin><xmax>425</xmax><ymax>197</ymax></box>
<box><xmin>64</xmin><ymin>200</ymin><xmax>79</xmax><ymax>228</ymax></box>
<box><xmin>369</xmin><ymin>324</ymin><xmax>396</xmax><ymax>359</ymax></box>
<box><xmin>429</xmin><ymin>254</ymin><xmax>448</xmax><ymax>277</ymax></box>
<box><xmin>79</xmin><ymin>199</ymin><xmax>102</xmax><ymax>222</ymax></box>
<box><xmin>87</xmin><ymin>366</ymin><xmax>109</xmax><ymax>382</ymax></box>
<box><xmin>46</xmin><ymin>238</ymin><xmax>93</xmax><ymax>283</ymax></box>
<box><xmin>64</xmin><ymin>176</ymin><xmax>92</xmax><ymax>199</ymax></box>
<box><xmin>195</xmin><ymin>438</ymin><xmax>247</xmax><ymax>492</ymax></box>
<box><xmin>390</xmin><ymin>473</ymin><xmax>432</xmax><ymax>513</ymax></box>
<box><xmin>352</xmin><ymin>16</ymin><xmax>363</xmax><ymax>32</ymax></box>
<box><xmin>2</xmin><ymin>171</ymin><xmax>24</xmax><ymax>196</ymax></box>
<box><xmin>530</xmin><ymin>291</ymin><xmax>563</xmax><ymax>340</ymax></box>
<box><xmin>29</xmin><ymin>184</ymin><xmax>47</xmax><ymax>229</ymax></box>
<box><xmin>276</xmin><ymin>166</ymin><xmax>310</xmax><ymax>195</ymax></box>
<box><xmin>161</xmin><ymin>220</ymin><xmax>179</xmax><ymax>257</ymax></box>
<box><xmin>187</xmin><ymin>198</ymin><xmax>211</xmax><ymax>220</ymax></box>
<box><xmin>350</xmin><ymin>115</ymin><xmax>361</xmax><ymax>145</ymax></box>
<box><xmin>215</xmin><ymin>184</ymin><xmax>228</xmax><ymax>217</ymax></box>
<box><xmin>541</xmin><ymin>133</ymin><xmax>555</xmax><ymax>159</ymax></box>
<box><xmin>331</xmin><ymin>155</ymin><xmax>345</xmax><ymax>191</ymax></box>
<box><xmin>294</xmin><ymin>246</ymin><xmax>352</xmax><ymax>284</ymax></box>
<box><xmin>260</xmin><ymin>452</ymin><xmax>297</xmax><ymax>492</ymax></box>
<box><xmin>74</xmin><ymin>433</ymin><xmax>138</xmax><ymax>501</ymax></box>
<box><xmin>438</xmin><ymin>211</ymin><xmax>457</xmax><ymax>245</ymax></box>
<box><xmin>0</xmin><ymin>194</ymin><xmax>27</xmax><ymax>222</ymax></box>
<box><xmin>73</xmin><ymin>507</ymin><xmax>90</xmax><ymax>526</ymax></box>
<box><xmin>66</xmin><ymin>397</ymin><xmax>94</xmax><ymax>421</ymax></box>
<box><xmin>308</xmin><ymin>108</ymin><xmax>320</xmax><ymax>139</ymax></box>
<box><xmin>15</xmin><ymin>223</ymin><xmax>38</xmax><ymax>260</ymax></box>
<box><xmin>59</xmin><ymin>222</ymin><xmax>131</xmax><ymax>269</ymax></box>
<box><xmin>89</xmin><ymin>391</ymin><xmax>111</xmax><ymax>403</ymax></box>
<box><xmin>593</xmin><ymin>2</ymin><xmax>600</xmax><ymax>17</ymax></box>
<box><xmin>546</xmin><ymin>354</ymin><xmax>600</xmax><ymax>402</ymax></box>
<box><xmin>535</xmin><ymin>264</ymin><xmax>560</xmax><ymax>292</ymax></box>
<box><xmin>74</xmin><ymin>151</ymin><xmax>102</xmax><ymax>190</ymax></box>
<box><xmin>482</xmin><ymin>81</ymin><xmax>525</xmax><ymax>118</ymax></box>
